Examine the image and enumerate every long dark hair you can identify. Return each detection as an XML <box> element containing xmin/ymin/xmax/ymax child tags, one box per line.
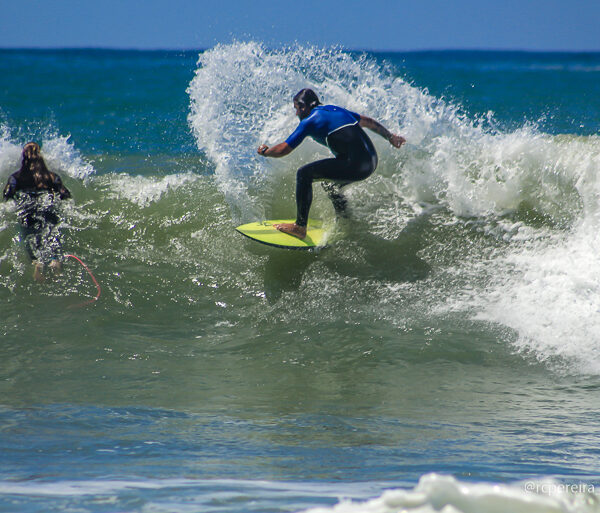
<box><xmin>17</xmin><ymin>142</ymin><xmax>56</xmax><ymax>191</ymax></box>
<box><xmin>293</xmin><ymin>88</ymin><xmax>321</xmax><ymax>109</ymax></box>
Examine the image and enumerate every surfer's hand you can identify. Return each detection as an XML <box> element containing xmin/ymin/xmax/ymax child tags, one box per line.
<box><xmin>389</xmin><ymin>134</ymin><xmax>406</xmax><ymax>148</ymax></box>
<box><xmin>257</xmin><ymin>142</ymin><xmax>292</xmax><ymax>158</ymax></box>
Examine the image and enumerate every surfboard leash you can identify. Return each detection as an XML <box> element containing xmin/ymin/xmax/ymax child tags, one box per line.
<box><xmin>65</xmin><ymin>254</ymin><xmax>101</xmax><ymax>307</ymax></box>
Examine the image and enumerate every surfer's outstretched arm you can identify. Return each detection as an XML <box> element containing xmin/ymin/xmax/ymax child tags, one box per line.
<box><xmin>358</xmin><ymin>116</ymin><xmax>406</xmax><ymax>148</ymax></box>
<box><xmin>257</xmin><ymin>142</ymin><xmax>293</xmax><ymax>158</ymax></box>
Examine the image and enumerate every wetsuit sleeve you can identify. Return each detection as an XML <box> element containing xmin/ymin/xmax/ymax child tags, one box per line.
<box><xmin>52</xmin><ymin>174</ymin><xmax>71</xmax><ymax>200</ymax></box>
<box><xmin>285</xmin><ymin>119</ymin><xmax>310</xmax><ymax>149</ymax></box>
<box><xmin>347</xmin><ymin>109</ymin><xmax>361</xmax><ymax>123</ymax></box>
<box><xmin>3</xmin><ymin>175</ymin><xmax>17</xmax><ymax>200</ymax></box>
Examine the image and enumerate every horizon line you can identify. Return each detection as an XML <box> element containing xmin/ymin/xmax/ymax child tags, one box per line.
<box><xmin>1</xmin><ymin>45</ymin><xmax>600</xmax><ymax>54</ymax></box>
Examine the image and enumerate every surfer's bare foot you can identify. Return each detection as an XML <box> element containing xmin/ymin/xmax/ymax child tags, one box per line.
<box><xmin>33</xmin><ymin>262</ymin><xmax>45</xmax><ymax>283</ymax></box>
<box><xmin>274</xmin><ymin>223</ymin><xmax>307</xmax><ymax>239</ymax></box>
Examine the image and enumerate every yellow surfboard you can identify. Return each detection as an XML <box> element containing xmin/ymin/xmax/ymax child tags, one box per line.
<box><xmin>235</xmin><ymin>219</ymin><xmax>326</xmax><ymax>249</ymax></box>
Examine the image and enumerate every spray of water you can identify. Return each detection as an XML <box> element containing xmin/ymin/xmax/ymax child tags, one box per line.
<box><xmin>188</xmin><ymin>42</ymin><xmax>600</xmax><ymax>375</ymax></box>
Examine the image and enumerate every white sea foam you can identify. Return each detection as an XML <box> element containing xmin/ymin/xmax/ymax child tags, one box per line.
<box><xmin>40</xmin><ymin>135</ymin><xmax>95</xmax><ymax>180</ymax></box>
<box><xmin>0</xmin><ymin>129</ymin><xmax>22</xmax><ymax>181</ymax></box>
<box><xmin>2</xmin><ymin>474</ymin><xmax>595</xmax><ymax>512</ymax></box>
<box><xmin>451</xmin><ymin>135</ymin><xmax>600</xmax><ymax>375</ymax></box>
<box><xmin>104</xmin><ymin>172</ymin><xmax>198</xmax><ymax>208</ymax></box>
<box><xmin>301</xmin><ymin>474</ymin><xmax>600</xmax><ymax>513</ymax></box>
<box><xmin>399</xmin><ymin>101</ymin><xmax>600</xmax><ymax>378</ymax></box>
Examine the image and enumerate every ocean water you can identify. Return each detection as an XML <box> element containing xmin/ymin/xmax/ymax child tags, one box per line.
<box><xmin>1</xmin><ymin>43</ymin><xmax>600</xmax><ymax>513</ymax></box>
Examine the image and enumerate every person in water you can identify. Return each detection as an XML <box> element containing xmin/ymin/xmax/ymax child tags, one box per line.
<box><xmin>257</xmin><ymin>88</ymin><xmax>405</xmax><ymax>239</ymax></box>
<box><xmin>3</xmin><ymin>142</ymin><xmax>71</xmax><ymax>282</ymax></box>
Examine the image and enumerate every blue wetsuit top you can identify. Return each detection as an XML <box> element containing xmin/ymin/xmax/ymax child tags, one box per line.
<box><xmin>285</xmin><ymin>105</ymin><xmax>361</xmax><ymax>149</ymax></box>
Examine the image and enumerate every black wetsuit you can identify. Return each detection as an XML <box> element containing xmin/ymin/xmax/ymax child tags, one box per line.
<box><xmin>3</xmin><ymin>172</ymin><xmax>70</xmax><ymax>263</ymax></box>
<box><xmin>285</xmin><ymin>105</ymin><xmax>378</xmax><ymax>227</ymax></box>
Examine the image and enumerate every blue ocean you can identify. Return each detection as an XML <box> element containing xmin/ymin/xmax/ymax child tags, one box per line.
<box><xmin>1</xmin><ymin>43</ymin><xmax>600</xmax><ymax>512</ymax></box>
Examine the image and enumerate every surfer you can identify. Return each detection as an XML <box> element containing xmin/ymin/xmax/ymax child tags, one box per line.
<box><xmin>257</xmin><ymin>88</ymin><xmax>405</xmax><ymax>239</ymax></box>
<box><xmin>3</xmin><ymin>142</ymin><xmax>72</xmax><ymax>282</ymax></box>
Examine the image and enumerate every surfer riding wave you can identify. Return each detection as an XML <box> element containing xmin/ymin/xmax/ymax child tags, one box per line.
<box><xmin>257</xmin><ymin>88</ymin><xmax>405</xmax><ymax>239</ymax></box>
